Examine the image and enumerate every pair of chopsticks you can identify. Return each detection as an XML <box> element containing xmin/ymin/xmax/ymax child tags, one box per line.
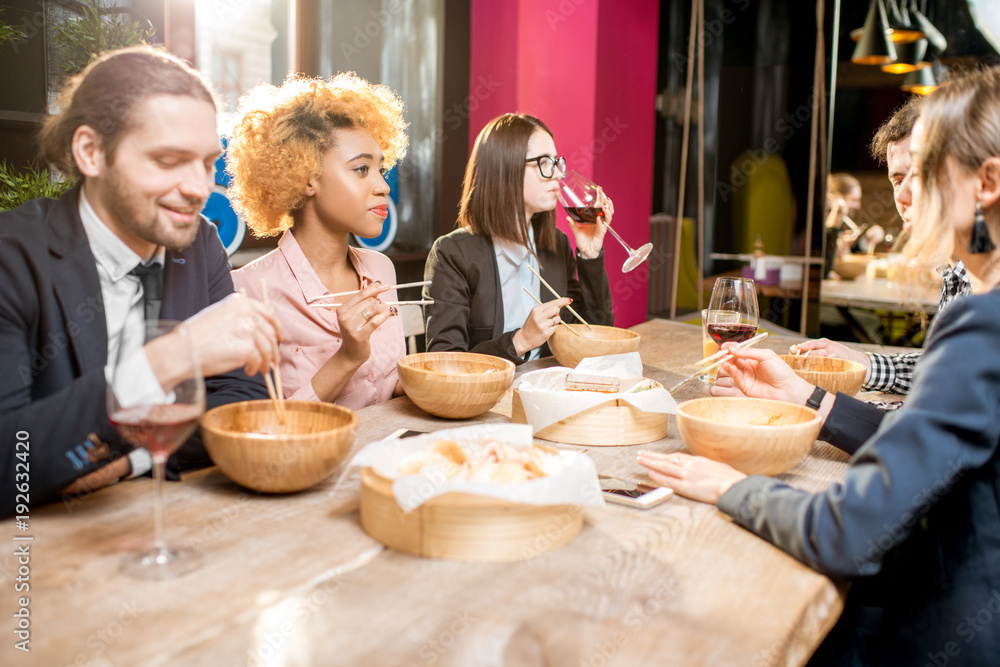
<box><xmin>526</xmin><ymin>266</ymin><xmax>593</xmax><ymax>331</ymax></box>
<box><xmin>239</xmin><ymin>281</ymin><xmax>286</xmax><ymax>425</ymax></box>
<box><xmin>668</xmin><ymin>331</ymin><xmax>769</xmax><ymax>393</ymax></box>
<box><xmin>307</xmin><ymin>280</ymin><xmax>431</xmax><ymax>308</ymax></box>
<box><xmin>522</xmin><ymin>288</ymin><xmax>582</xmax><ymax>338</ymax></box>
<box><xmin>309</xmin><ymin>300</ymin><xmax>434</xmax><ymax>309</ymax></box>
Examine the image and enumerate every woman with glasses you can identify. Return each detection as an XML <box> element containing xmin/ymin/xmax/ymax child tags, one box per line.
<box><xmin>422</xmin><ymin>113</ymin><xmax>613</xmax><ymax>363</ymax></box>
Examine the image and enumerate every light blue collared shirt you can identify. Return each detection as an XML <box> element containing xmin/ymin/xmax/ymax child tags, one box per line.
<box><xmin>493</xmin><ymin>228</ymin><xmax>541</xmax><ymax>360</ymax></box>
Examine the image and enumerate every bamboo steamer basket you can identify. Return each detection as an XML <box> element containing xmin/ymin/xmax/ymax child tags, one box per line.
<box><xmin>675</xmin><ymin>397</ymin><xmax>821</xmax><ymax>475</ymax></box>
<box><xmin>359</xmin><ymin>468</ymin><xmax>583</xmax><ymax>561</ymax></box>
<box><xmin>548</xmin><ymin>324</ymin><xmax>640</xmax><ymax>368</ymax></box>
<box><xmin>510</xmin><ymin>382</ymin><xmax>668</xmax><ymax>446</ymax></box>
<box><xmin>201</xmin><ymin>400</ymin><xmax>357</xmax><ymax>493</ymax></box>
<box><xmin>397</xmin><ymin>352</ymin><xmax>515</xmax><ymax>419</ymax></box>
<box><xmin>779</xmin><ymin>355</ymin><xmax>867</xmax><ymax>397</ymax></box>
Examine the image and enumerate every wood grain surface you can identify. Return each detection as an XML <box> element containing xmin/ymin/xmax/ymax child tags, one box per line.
<box><xmin>1</xmin><ymin>319</ymin><xmax>913</xmax><ymax>667</ymax></box>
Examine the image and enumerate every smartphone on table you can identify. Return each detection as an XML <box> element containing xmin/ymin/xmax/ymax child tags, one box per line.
<box><xmin>599</xmin><ymin>476</ymin><xmax>673</xmax><ymax>509</ymax></box>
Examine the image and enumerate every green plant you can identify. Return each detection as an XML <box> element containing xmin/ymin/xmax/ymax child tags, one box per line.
<box><xmin>0</xmin><ymin>8</ymin><xmax>27</xmax><ymax>47</ymax></box>
<box><xmin>0</xmin><ymin>162</ymin><xmax>75</xmax><ymax>211</ymax></box>
<box><xmin>52</xmin><ymin>0</ymin><xmax>155</xmax><ymax>76</ymax></box>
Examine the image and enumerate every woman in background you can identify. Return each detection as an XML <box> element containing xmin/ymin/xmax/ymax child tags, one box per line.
<box><xmin>640</xmin><ymin>66</ymin><xmax>1000</xmax><ymax>665</ymax></box>
<box><xmin>228</xmin><ymin>73</ymin><xmax>408</xmax><ymax>409</ymax></box>
<box><xmin>423</xmin><ymin>113</ymin><xmax>613</xmax><ymax>364</ymax></box>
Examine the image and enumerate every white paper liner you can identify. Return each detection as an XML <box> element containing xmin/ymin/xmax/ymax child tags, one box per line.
<box><xmin>348</xmin><ymin>423</ymin><xmax>604</xmax><ymax>511</ymax></box>
<box><xmin>513</xmin><ymin>352</ymin><xmax>677</xmax><ymax>433</ymax></box>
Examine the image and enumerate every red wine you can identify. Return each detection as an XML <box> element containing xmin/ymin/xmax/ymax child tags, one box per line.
<box><xmin>110</xmin><ymin>404</ymin><xmax>202</xmax><ymax>456</ymax></box>
<box><xmin>707</xmin><ymin>323</ymin><xmax>757</xmax><ymax>346</ymax></box>
<box><xmin>564</xmin><ymin>206</ymin><xmax>603</xmax><ymax>224</ymax></box>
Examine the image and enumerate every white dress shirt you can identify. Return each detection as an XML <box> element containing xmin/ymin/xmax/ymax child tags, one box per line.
<box><xmin>78</xmin><ymin>189</ymin><xmax>165</xmax><ymax>477</ymax></box>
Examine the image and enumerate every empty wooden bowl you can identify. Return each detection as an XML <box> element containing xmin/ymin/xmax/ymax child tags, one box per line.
<box><xmin>548</xmin><ymin>324</ymin><xmax>641</xmax><ymax>368</ymax></box>
<box><xmin>200</xmin><ymin>400</ymin><xmax>357</xmax><ymax>493</ymax></box>
<box><xmin>779</xmin><ymin>355</ymin><xmax>867</xmax><ymax>397</ymax></box>
<box><xmin>397</xmin><ymin>352</ymin><xmax>515</xmax><ymax>419</ymax></box>
<box><xmin>675</xmin><ymin>397</ymin><xmax>822</xmax><ymax>475</ymax></box>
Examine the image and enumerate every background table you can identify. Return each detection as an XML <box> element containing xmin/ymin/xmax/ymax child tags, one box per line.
<box><xmin>1</xmin><ymin>320</ymin><xmax>908</xmax><ymax>666</ymax></box>
<box><xmin>820</xmin><ymin>277</ymin><xmax>939</xmax><ymax>346</ymax></box>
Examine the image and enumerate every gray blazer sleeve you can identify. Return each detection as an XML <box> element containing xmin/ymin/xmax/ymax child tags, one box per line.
<box><xmin>717</xmin><ymin>295</ymin><xmax>1000</xmax><ymax>580</ymax></box>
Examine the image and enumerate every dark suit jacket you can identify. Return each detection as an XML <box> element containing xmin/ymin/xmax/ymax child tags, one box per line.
<box><xmin>719</xmin><ymin>290</ymin><xmax>1000</xmax><ymax>664</ymax></box>
<box><xmin>422</xmin><ymin>227</ymin><xmax>613</xmax><ymax>364</ymax></box>
<box><xmin>0</xmin><ymin>186</ymin><xmax>267</xmax><ymax>516</ymax></box>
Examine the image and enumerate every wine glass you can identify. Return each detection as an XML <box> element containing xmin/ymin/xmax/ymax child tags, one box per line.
<box><xmin>107</xmin><ymin>319</ymin><xmax>205</xmax><ymax>579</ymax></box>
<box><xmin>705</xmin><ymin>277</ymin><xmax>759</xmax><ymax>348</ymax></box>
<box><xmin>557</xmin><ymin>170</ymin><xmax>653</xmax><ymax>273</ymax></box>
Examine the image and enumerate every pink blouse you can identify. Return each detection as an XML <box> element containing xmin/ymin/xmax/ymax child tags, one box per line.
<box><xmin>231</xmin><ymin>231</ymin><xmax>404</xmax><ymax>410</ymax></box>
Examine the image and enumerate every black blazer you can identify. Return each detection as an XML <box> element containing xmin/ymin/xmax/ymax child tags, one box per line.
<box><xmin>422</xmin><ymin>227</ymin><xmax>613</xmax><ymax>364</ymax></box>
<box><xmin>0</xmin><ymin>186</ymin><xmax>267</xmax><ymax>515</ymax></box>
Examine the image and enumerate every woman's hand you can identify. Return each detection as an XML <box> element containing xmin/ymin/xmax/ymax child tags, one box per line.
<box><xmin>569</xmin><ymin>188</ymin><xmax>611</xmax><ymax>259</ymax></box>
<box><xmin>334</xmin><ymin>282</ymin><xmax>393</xmax><ymax>366</ymax></box>
<box><xmin>788</xmin><ymin>338</ymin><xmax>871</xmax><ymax>370</ymax></box>
<box><xmin>710</xmin><ymin>345</ymin><xmax>814</xmax><ymax>405</ymax></box>
<box><xmin>512</xmin><ymin>297</ymin><xmax>571</xmax><ymax>357</ymax></box>
<box><xmin>637</xmin><ymin>451</ymin><xmax>747</xmax><ymax>505</ymax></box>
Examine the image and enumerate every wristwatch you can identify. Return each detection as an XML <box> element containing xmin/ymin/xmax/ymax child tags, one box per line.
<box><xmin>805</xmin><ymin>386</ymin><xmax>828</xmax><ymax>410</ymax></box>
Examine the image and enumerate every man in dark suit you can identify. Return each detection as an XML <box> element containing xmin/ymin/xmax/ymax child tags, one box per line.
<box><xmin>1</xmin><ymin>46</ymin><xmax>282</xmax><ymax>517</ymax></box>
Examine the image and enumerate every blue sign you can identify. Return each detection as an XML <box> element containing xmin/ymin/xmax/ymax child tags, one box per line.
<box><xmin>201</xmin><ymin>137</ymin><xmax>246</xmax><ymax>256</ymax></box>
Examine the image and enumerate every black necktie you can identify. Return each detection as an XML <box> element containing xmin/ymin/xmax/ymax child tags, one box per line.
<box><xmin>130</xmin><ymin>261</ymin><xmax>165</xmax><ymax>322</ymax></box>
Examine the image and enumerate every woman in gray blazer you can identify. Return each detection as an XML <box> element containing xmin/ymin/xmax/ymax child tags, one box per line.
<box><xmin>423</xmin><ymin>114</ymin><xmax>614</xmax><ymax>364</ymax></box>
<box><xmin>640</xmin><ymin>67</ymin><xmax>1000</xmax><ymax>665</ymax></box>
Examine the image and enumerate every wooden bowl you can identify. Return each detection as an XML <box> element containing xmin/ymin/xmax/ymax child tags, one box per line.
<box><xmin>548</xmin><ymin>324</ymin><xmax>641</xmax><ymax>368</ymax></box>
<box><xmin>200</xmin><ymin>400</ymin><xmax>357</xmax><ymax>493</ymax></box>
<box><xmin>510</xmin><ymin>384</ymin><xmax>668</xmax><ymax>446</ymax></box>
<box><xmin>833</xmin><ymin>254</ymin><xmax>875</xmax><ymax>280</ymax></box>
<box><xmin>397</xmin><ymin>352</ymin><xmax>515</xmax><ymax>419</ymax></box>
<box><xmin>359</xmin><ymin>468</ymin><xmax>583</xmax><ymax>561</ymax></box>
<box><xmin>675</xmin><ymin>397</ymin><xmax>821</xmax><ymax>475</ymax></box>
<box><xmin>779</xmin><ymin>355</ymin><xmax>867</xmax><ymax>397</ymax></box>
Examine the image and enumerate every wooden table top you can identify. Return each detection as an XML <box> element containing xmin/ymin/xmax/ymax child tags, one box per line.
<box><xmin>820</xmin><ymin>277</ymin><xmax>939</xmax><ymax>314</ymax></box>
<box><xmin>3</xmin><ymin>319</ymin><xmax>908</xmax><ymax>667</ymax></box>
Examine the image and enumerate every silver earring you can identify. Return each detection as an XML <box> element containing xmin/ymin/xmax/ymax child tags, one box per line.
<box><xmin>969</xmin><ymin>202</ymin><xmax>995</xmax><ymax>254</ymax></box>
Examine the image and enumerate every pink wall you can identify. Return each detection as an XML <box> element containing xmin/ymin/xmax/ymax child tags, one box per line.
<box><xmin>469</xmin><ymin>0</ymin><xmax>660</xmax><ymax>327</ymax></box>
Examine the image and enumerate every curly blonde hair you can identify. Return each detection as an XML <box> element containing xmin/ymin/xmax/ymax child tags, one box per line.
<box><xmin>227</xmin><ymin>72</ymin><xmax>408</xmax><ymax>237</ymax></box>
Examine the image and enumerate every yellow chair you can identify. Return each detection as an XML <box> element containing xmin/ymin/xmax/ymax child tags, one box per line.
<box><xmin>730</xmin><ymin>151</ymin><xmax>794</xmax><ymax>257</ymax></box>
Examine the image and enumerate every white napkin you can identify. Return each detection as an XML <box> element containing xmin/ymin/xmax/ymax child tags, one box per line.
<box><xmin>348</xmin><ymin>423</ymin><xmax>604</xmax><ymax>511</ymax></box>
<box><xmin>514</xmin><ymin>352</ymin><xmax>676</xmax><ymax>433</ymax></box>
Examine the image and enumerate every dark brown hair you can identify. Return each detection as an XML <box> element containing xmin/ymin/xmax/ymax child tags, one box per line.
<box><xmin>869</xmin><ymin>96</ymin><xmax>923</xmax><ymax>165</ymax></box>
<box><xmin>38</xmin><ymin>45</ymin><xmax>217</xmax><ymax>178</ymax></box>
<box><xmin>458</xmin><ymin>113</ymin><xmax>557</xmax><ymax>253</ymax></box>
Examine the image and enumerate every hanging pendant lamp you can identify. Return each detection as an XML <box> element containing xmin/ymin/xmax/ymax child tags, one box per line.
<box><xmin>901</xmin><ymin>62</ymin><xmax>938</xmax><ymax>94</ymax></box>
<box><xmin>852</xmin><ymin>0</ymin><xmax>897</xmax><ymax>65</ymax></box>
<box><xmin>885</xmin><ymin>0</ymin><xmax>924</xmax><ymax>43</ymax></box>
<box><xmin>882</xmin><ymin>38</ymin><xmax>929</xmax><ymax>73</ymax></box>
<box><xmin>908</xmin><ymin>0</ymin><xmax>947</xmax><ymax>54</ymax></box>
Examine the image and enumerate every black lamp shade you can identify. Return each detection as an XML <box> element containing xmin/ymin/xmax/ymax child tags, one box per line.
<box><xmin>852</xmin><ymin>0</ymin><xmax>898</xmax><ymax>65</ymax></box>
<box><xmin>908</xmin><ymin>3</ymin><xmax>947</xmax><ymax>54</ymax></box>
<box><xmin>901</xmin><ymin>65</ymin><xmax>937</xmax><ymax>94</ymax></box>
<box><xmin>882</xmin><ymin>38</ymin><xmax>929</xmax><ymax>73</ymax></box>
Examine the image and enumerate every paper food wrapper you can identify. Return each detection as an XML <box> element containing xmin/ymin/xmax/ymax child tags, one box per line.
<box><xmin>514</xmin><ymin>352</ymin><xmax>677</xmax><ymax>433</ymax></box>
<box><xmin>348</xmin><ymin>423</ymin><xmax>604</xmax><ymax>511</ymax></box>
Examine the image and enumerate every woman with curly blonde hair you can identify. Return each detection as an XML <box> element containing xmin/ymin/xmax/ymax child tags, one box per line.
<box><xmin>228</xmin><ymin>73</ymin><xmax>409</xmax><ymax>409</ymax></box>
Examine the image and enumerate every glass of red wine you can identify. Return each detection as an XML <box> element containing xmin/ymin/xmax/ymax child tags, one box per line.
<box><xmin>706</xmin><ymin>277</ymin><xmax>759</xmax><ymax>350</ymax></box>
<box><xmin>557</xmin><ymin>170</ymin><xmax>653</xmax><ymax>273</ymax></box>
<box><xmin>107</xmin><ymin>319</ymin><xmax>205</xmax><ymax>579</ymax></box>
